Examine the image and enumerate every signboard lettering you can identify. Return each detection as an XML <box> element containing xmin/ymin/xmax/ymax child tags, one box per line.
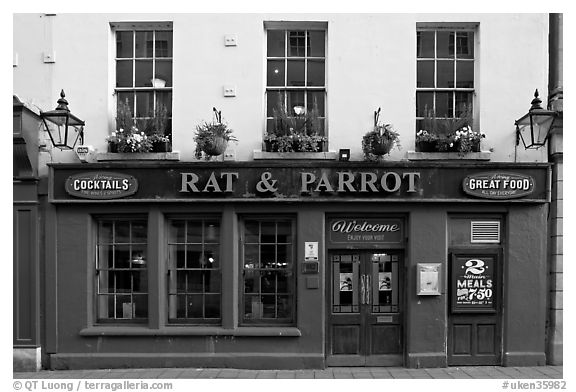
<box><xmin>329</xmin><ymin>219</ymin><xmax>403</xmax><ymax>244</ymax></box>
<box><xmin>463</xmin><ymin>172</ymin><xmax>534</xmax><ymax>199</ymax></box>
<box><xmin>65</xmin><ymin>172</ymin><xmax>138</xmax><ymax>199</ymax></box>
<box><xmin>451</xmin><ymin>256</ymin><xmax>496</xmax><ymax>313</ymax></box>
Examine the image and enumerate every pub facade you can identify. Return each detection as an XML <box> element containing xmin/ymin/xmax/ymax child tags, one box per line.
<box><xmin>13</xmin><ymin>13</ymin><xmax>562</xmax><ymax>371</ymax></box>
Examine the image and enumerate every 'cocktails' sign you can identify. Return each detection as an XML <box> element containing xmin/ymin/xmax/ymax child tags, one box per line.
<box><xmin>65</xmin><ymin>172</ymin><xmax>138</xmax><ymax>199</ymax></box>
<box><xmin>463</xmin><ymin>172</ymin><xmax>534</xmax><ymax>199</ymax></box>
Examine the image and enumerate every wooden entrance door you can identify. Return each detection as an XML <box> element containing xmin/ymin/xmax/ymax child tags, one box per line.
<box><xmin>448</xmin><ymin>251</ymin><xmax>502</xmax><ymax>365</ymax></box>
<box><xmin>327</xmin><ymin>251</ymin><xmax>403</xmax><ymax>366</ymax></box>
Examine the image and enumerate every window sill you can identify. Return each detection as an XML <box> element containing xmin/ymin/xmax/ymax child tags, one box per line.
<box><xmin>253</xmin><ymin>150</ymin><xmax>338</xmax><ymax>160</ymax></box>
<box><xmin>79</xmin><ymin>326</ymin><xmax>301</xmax><ymax>337</ymax></box>
<box><xmin>406</xmin><ymin>151</ymin><xmax>491</xmax><ymax>161</ymax></box>
<box><xmin>96</xmin><ymin>152</ymin><xmax>180</xmax><ymax>161</ymax></box>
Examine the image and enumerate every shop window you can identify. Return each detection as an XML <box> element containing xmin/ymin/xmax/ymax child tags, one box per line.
<box><xmin>96</xmin><ymin>218</ymin><xmax>148</xmax><ymax>322</ymax></box>
<box><xmin>167</xmin><ymin>219</ymin><xmax>221</xmax><ymax>323</ymax></box>
<box><xmin>265</xmin><ymin>22</ymin><xmax>327</xmax><ymax>148</ymax></box>
<box><xmin>241</xmin><ymin>217</ymin><xmax>296</xmax><ymax>325</ymax></box>
<box><xmin>112</xmin><ymin>22</ymin><xmax>173</xmax><ymax>138</ymax></box>
<box><xmin>416</xmin><ymin>25</ymin><xmax>476</xmax><ymax>149</ymax></box>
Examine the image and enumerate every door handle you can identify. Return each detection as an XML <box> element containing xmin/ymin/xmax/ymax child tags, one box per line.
<box><xmin>366</xmin><ymin>274</ymin><xmax>371</xmax><ymax>305</ymax></box>
<box><xmin>360</xmin><ymin>274</ymin><xmax>366</xmax><ymax>305</ymax></box>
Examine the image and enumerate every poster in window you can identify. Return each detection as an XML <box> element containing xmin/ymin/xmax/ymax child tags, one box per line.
<box><xmin>451</xmin><ymin>256</ymin><xmax>496</xmax><ymax>313</ymax></box>
<box><xmin>340</xmin><ymin>273</ymin><xmax>353</xmax><ymax>291</ymax></box>
<box><xmin>378</xmin><ymin>272</ymin><xmax>392</xmax><ymax>291</ymax></box>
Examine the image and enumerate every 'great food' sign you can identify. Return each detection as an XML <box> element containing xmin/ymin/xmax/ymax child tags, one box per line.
<box><xmin>65</xmin><ymin>172</ymin><xmax>138</xmax><ymax>199</ymax></box>
<box><xmin>463</xmin><ymin>172</ymin><xmax>534</xmax><ymax>199</ymax></box>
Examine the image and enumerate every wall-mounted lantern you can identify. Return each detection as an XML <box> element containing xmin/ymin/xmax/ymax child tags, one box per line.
<box><xmin>40</xmin><ymin>90</ymin><xmax>85</xmax><ymax>150</ymax></box>
<box><xmin>515</xmin><ymin>89</ymin><xmax>557</xmax><ymax>149</ymax></box>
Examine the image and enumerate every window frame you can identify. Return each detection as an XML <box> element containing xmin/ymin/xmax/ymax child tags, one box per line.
<box><xmin>264</xmin><ymin>22</ymin><xmax>328</xmax><ymax>138</ymax></box>
<box><xmin>416</xmin><ymin>24</ymin><xmax>478</xmax><ymax>133</ymax></box>
<box><xmin>95</xmin><ymin>216</ymin><xmax>149</xmax><ymax>324</ymax></box>
<box><xmin>111</xmin><ymin>22</ymin><xmax>173</xmax><ymax>137</ymax></box>
<box><xmin>166</xmin><ymin>216</ymin><xmax>223</xmax><ymax>325</ymax></box>
<box><xmin>239</xmin><ymin>215</ymin><xmax>297</xmax><ymax>326</ymax></box>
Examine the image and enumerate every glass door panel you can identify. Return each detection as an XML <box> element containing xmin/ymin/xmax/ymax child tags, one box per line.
<box><xmin>332</xmin><ymin>254</ymin><xmax>360</xmax><ymax>313</ymax></box>
<box><xmin>370</xmin><ymin>253</ymin><xmax>399</xmax><ymax>313</ymax></box>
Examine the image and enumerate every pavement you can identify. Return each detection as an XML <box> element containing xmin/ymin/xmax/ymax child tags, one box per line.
<box><xmin>13</xmin><ymin>365</ymin><xmax>563</xmax><ymax>379</ymax></box>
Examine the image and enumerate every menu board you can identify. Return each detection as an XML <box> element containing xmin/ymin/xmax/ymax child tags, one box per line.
<box><xmin>451</xmin><ymin>255</ymin><xmax>496</xmax><ymax>313</ymax></box>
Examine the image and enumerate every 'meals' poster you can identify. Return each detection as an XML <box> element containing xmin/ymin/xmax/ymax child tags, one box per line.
<box><xmin>451</xmin><ymin>256</ymin><xmax>496</xmax><ymax>313</ymax></box>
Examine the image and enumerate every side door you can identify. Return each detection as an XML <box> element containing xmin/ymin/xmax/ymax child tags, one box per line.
<box><xmin>448</xmin><ymin>251</ymin><xmax>502</xmax><ymax>366</ymax></box>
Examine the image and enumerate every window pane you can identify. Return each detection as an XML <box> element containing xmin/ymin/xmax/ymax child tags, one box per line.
<box><xmin>155</xmin><ymin>31</ymin><xmax>173</xmax><ymax>57</ymax></box>
<box><xmin>204</xmin><ymin>245</ymin><xmax>220</xmax><ymax>269</ymax></box>
<box><xmin>308</xmin><ymin>30</ymin><xmax>325</xmax><ymax>57</ymax></box>
<box><xmin>267</xmin><ymin>30</ymin><xmax>285</xmax><ymax>57</ymax></box>
<box><xmin>114</xmin><ymin>245</ymin><xmax>130</xmax><ymax>269</ymax></box>
<box><xmin>288</xmin><ymin>31</ymin><xmax>306</xmax><ymax>57</ymax></box>
<box><xmin>436</xmin><ymin>92</ymin><xmax>454</xmax><ymax>118</ymax></box>
<box><xmin>116</xmin><ymin>92</ymin><xmax>134</xmax><ymax>121</ymax></box>
<box><xmin>244</xmin><ymin>244</ymin><xmax>260</xmax><ymax>269</ymax></box>
<box><xmin>116</xmin><ymin>31</ymin><xmax>133</xmax><ymax>58</ymax></box>
<box><xmin>205</xmin><ymin>294</ymin><xmax>220</xmax><ymax>318</ymax></box>
<box><xmin>267</xmin><ymin>60</ymin><xmax>285</xmax><ymax>87</ymax></box>
<box><xmin>276</xmin><ymin>245</ymin><xmax>292</xmax><ymax>269</ymax></box>
<box><xmin>205</xmin><ymin>271</ymin><xmax>221</xmax><ymax>293</ymax></box>
<box><xmin>98</xmin><ymin>221</ymin><xmax>114</xmax><ymax>244</ymax></box>
<box><xmin>155</xmin><ymin>60</ymin><xmax>173</xmax><ymax>87</ymax></box>
<box><xmin>417</xmin><ymin>31</ymin><xmax>435</xmax><ymax>58</ymax></box>
<box><xmin>456</xmin><ymin>61</ymin><xmax>474</xmax><ymax>88</ymax></box>
<box><xmin>276</xmin><ymin>221</ymin><xmax>292</xmax><ymax>243</ymax></box>
<box><xmin>267</xmin><ymin>90</ymin><xmax>283</xmax><ymax>117</ymax></box>
<box><xmin>437</xmin><ymin>31</ymin><xmax>453</xmax><ymax>58</ymax></box>
<box><xmin>187</xmin><ymin>294</ymin><xmax>203</xmax><ymax>318</ymax></box>
<box><xmin>135</xmin><ymin>60</ymin><xmax>153</xmax><ymax>87</ymax></box>
<box><xmin>261</xmin><ymin>221</ymin><xmax>276</xmax><ymax>243</ymax></box>
<box><xmin>416</xmin><ymin>91</ymin><xmax>434</xmax><ymax>117</ymax></box>
<box><xmin>186</xmin><ymin>221</ymin><xmax>202</xmax><ymax>244</ymax></box>
<box><xmin>174</xmin><ymin>244</ymin><xmax>186</xmax><ymax>269</ymax></box>
<box><xmin>417</xmin><ymin>61</ymin><xmax>434</xmax><ymax>88</ymax></box>
<box><xmin>261</xmin><ymin>245</ymin><xmax>276</xmax><ymax>268</ymax></box>
<box><xmin>135</xmin><ymin>31</ymin><xmax>154</xmax><ymax>58</ymax></box>
<box><xmin>132</xmin><ymin>221</ymin><xmax>147</xmax><ymax>243</ymax></box>
<box><xmin>277</xmin><ymin>295</ymin><xmax>292</xmax><ymax>318</ymax></box>
<box><xmin>307</xmin><ymin>59</ymin><xmax>325</xmax><ymax>86</ymax></box>
<box><xmin>186</xmin><ymin>245</ymin><xmax>203</xmax><ymax>269</ymax></box>
<box><xmin>287</xmin><ymin>60</ymin><xmax>305</xmax><ymax>87</ymax></box>
<box><xmin>262</xmin><ymin>272</ymin><xmax>276</xmax><ymax>293</ymax></box>
<box><xmin>307</xmin><ymin>91</ymin><xmax>325</xmax><ymax>118</ymax></box>
<box><xmin>116</xmin><ymin>60</ymin><xmax>133</xmax><ymax>87</ymax></box>
<box><xmin>437</xmin><ymin>60</ymin><xmax>454</xmax><ymax>88</ymax></box>
<box><xmin>455</xmin><ymin>92</ymin><xmax>473</xmax><ymax>117</ymax></box>
<box><xmin>156</xmin><ymin>91</ymin><xmax>173</xmax><ymax>116</ymax></box>
<box><xmin>456</xmin><ymin>32</ymin><xmax>474</xmax><ymax>59</ymax></box>
<box><xmin>115</xmin><ymin>221</ymin><xmax>130</xmax><ymax>243</ymax></box>
<box><xmin>205</xmin><ymin>220</ymin><xmax>220</xmax><ymax>243</ymax></box>
<box><xmin>244</xmin><ymin>221</ymin><xmax>260</xmax><ymax>243</ymax></box>
<box><xmin>135</xmin><ymin>92</ymin><xmax>154</xmax><ymax>118</ymax></box>
<box><xmin>287</xmin><ymin>91</ymin><xmax>305</xmax><ymax>114</ymax></box>
<box><xmin>244</xmin><ymin>270</ymin><xmax>259</xmax><ymax>294</ymax></box>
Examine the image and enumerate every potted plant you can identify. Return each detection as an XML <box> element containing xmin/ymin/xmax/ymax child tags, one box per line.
<box><xmin>265</xmin><ymin>97</ymin><xmax>327</xmax><ymax>152</ymax></box>
<box><xmin>194</xmin><ymin>108</ymin><xmax>237</xmax><ymax>159</ymax></box>
<box><xmin>454</xmin><ymin>126</ymin><xmax>485</xmax><ymax>154</ymax></box>
<box><xmin>415</xmin><ymin>130</ymin><xmax>439</xmax><ymax>152</ymax></box>
<box><xmin>111</xmin><ymin>126</ymin><xmax>153</xmax><ymax>153</ymax></box>
<box><xmin>418</xmin><ymin>105</ymin><xmax>474</xmax><ymax>153</ymax></box>
<box><xmin>142</xmin><ymin>104</ymin><xmax>171</xmax><ymax>152</ymax></box>
<box><xmin>362</xmin><ymin>108</ymin><xmax>401</xmax><ymax>161</ymax></box>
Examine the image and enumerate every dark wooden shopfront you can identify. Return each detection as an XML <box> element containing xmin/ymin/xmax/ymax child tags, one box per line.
<box><xmin>44</xmin><ymin>161</ymin><xmax>550</xmax><ymax>369</ymax></box>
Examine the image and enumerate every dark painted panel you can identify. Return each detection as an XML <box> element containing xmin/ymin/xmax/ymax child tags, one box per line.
<box><xmin>370</xmin><ymin>325</ymin><xmax>401</xmax><ymax>354</ymax></box>
<box><xmin>477</xmin><ymin>324</ymin><xmax>496</xmax><ymax>354</ymax></box>
<box><xmin>452</xmin><ymin>324</ymin><xmax>472</xmax><ymax>355</ymax></box>
<box><xmin>13</xmin><ymin>206</ymin><xmax>38</xmax><ymax>346</ymax></box>
<box><xmin>332</xmin><ymin>326</ymin><xmax>360</xmax><ymax>355</ymax></box>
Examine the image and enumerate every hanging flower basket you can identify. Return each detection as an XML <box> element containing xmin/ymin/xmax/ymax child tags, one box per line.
<box><xmin>202</xmin><ymin>136</ymin><xmax>228</xmax><ymax>156</ymax></box>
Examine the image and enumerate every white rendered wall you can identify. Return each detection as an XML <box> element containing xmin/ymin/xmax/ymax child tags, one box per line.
<box><xmin>13</xmin><ymin>13</ymin><xmax>549</xmax><ymax>163</ymax></box>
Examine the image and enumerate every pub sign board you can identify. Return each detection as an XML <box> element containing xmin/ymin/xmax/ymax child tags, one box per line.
<box><xmin>463</xmin><ymin>172</ymin><xmax>535</xmax><ymax>199</ymax></box>
<box><xmin>451</xmin><ymin>254</ymin><xmax>497</xmax><ymax>313</ymax></box>
<box><xmin>50</xmin><ymin>163</ymin><xmax>549</xmax><ymax>203</ymax></box>
<box><xmin>64</xmin><ymin>172</ymin><xmax>138</xmax><ymax>199</ymax></box>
